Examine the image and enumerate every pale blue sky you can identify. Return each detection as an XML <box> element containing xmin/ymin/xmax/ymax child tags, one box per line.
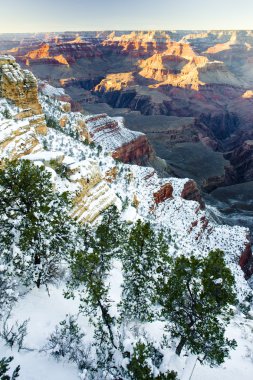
<box><xmin>0</xmin><ymin>0</ymin><xmax>252</xmax><ymax>33</ymax></box>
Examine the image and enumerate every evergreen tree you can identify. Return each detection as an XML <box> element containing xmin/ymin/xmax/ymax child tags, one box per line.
<box><xmin>45</xmin><ymin>315</ymin><xmax>89</xmax><ymax>370</ymax></box>
<box><xmin>95</xmin><ymin>205</ymin><xmax>126</xmax><ymax>256</ymax></box>
<box><xmin>126</xmin><ymin>341</ymin><xmax>178</xmax><ymax>380</ymax></box>
<box><xmin>67</xmin><ymin>221</ymin><xmax>116</xmax><ymax>349</ymax></box>
<box><xmin>0</xmin><ymin>266</ymin><xmax>18</xmax><ymax>321</ymax></box>
<box><xmin>0</xmin><ymin>159</ymin><xmax>76</xmax><ymax>288</ymax></box>
<box><xmin>0</xmin><ymin>357</ymin><xmax>20</xmax><ymax>379</ymax></box>
<box><xmin>156</xmin><ymin>250</ymin><xmax>237</xmax><ymax>365</ymax></box>
<box><xmin>121</xmin><ymin>220</ymin><xmax>169</xmax><ymax>322</ymax></box>
<box><xmin>2</xmin><ymin>108</ymin><xmax>12</xmax><ymax>119</ymax></box>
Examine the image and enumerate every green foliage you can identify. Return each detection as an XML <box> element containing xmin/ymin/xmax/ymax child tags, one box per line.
<box><xmin>68</xmin><ymin>246</ymin><xmax>117</xmax><ymax>350</ymax></box>
<box><xmin>156</xmin><ymin>249</ymin><xmax>237</xmax><ymax>365</ymax></box>
<box><xmin>66</xmin><ymin>206</ymin><xmax>127</xmax><ymax>362</ymax></box>
<box><xmin>96</xmin><ymin>205</ymin><xmax>126</xmax><ymax>255</ymax></box>
<box><xmin>49</xmin><ymin>159</ymin><xmax>68</xmax><ymax>179</ymax></box>
<box><xmin>1</xmin><ymin>318</ymin><xmax>29</xmax><ymax>351</ymax></box>
<box><xmin>2</xmin><ymin>108</ymin><xmax>12</xmax><ymax>119</ymax></box>
<box><xmin>0</xmin><ymin>159</ymin><xmax>75</xmax><ymax>288</ymax></box>
<box><xmin>46</xmin><ymin>116</ymin><xmax>61</xmax><ymax>130</ymax></box>
<box><xmin>0</xmin><ymin>356</ymin><xmax>20</xmax><ymax>379</ymax></box>
<box><xmin>122</xmin><ymin>196</ymin><xmax>129</xmax><ymax>211</ymax></box>
<box><xmin>121</xmin><ymin>220</ymin><xmax>169</xmax><ymax>321</ymax></box>
<box><xmin>0</xmin><ymin>267</ymin><xmax>17</xmax><ymax>321</ymax></box>
<box><xmin>46</xmin><ymin>315</ymin><xmax>89</xmax><ymax>370</ymax></box>
<box><xmin>127</xmin><ymin>341</ymin><xmax>178</xmax><ymax>380</ymax></box>
<box><xmin>238</xmin><ymin>292</ymin><xmax>253</xmax><ymax>317</ymax></box>
<box><xmin>127</xmin><ymin>342</ymin><xmax>153</xmax><ymax>380</ymax></box>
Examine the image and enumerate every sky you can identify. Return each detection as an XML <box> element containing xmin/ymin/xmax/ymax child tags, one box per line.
<box><xmin>0</xmin><ymin>0</ymin><xmax>253</xmax><ymax>33</ymax></box>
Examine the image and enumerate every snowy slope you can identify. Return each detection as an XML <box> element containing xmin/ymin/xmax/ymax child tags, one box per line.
<box><xmin>0</xmin><ymin>81</ymin><xmax>253</xmax><ymax>380</ymax></box>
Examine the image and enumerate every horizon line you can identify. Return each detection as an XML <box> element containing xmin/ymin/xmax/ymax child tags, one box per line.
<box><xmin>1</xmin><ymin>28</ymin><xmax>253</xmax><ymax>34</ymax></box>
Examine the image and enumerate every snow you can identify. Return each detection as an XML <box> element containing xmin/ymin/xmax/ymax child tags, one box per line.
<box><xmin>213</xmin><ymin>278</ymin><xmax>223</xmax><ymax>285</ymax></box>
<box><xmin>84</xmin><ymin>113</ymin><xmax>144</xmax><ymax>152</ymax></box>
<box><xmin>0</xmin><ymin>286</ymin><xmax>81</xmax><ymax>380</ymax></box>
<box><xmin>1</xmin><ymin>65</ymin><xmax>253</xmax><ymax>379</ymax></box>
<box><xmin>2</xmin><ymin>282</ymin><xmax>251</xmax><ymax>380</ymax></box>
<box><xmin>39</xmin><ymin>82</ymin><xmax>66</xmax><ymax>98</ymax></box>
<box><xmin>21</xmin><ymin>151</ymin><xmax>65</xmax><ymax>162</ymax></box>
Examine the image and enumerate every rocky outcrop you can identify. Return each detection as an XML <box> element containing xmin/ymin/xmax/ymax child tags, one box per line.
<box><xmin>224</xmin><ymin>140</ymin><xmax>253</xmax><ymax>183</ymax></box>
<box><xmin>202</xmin><ymin>175</ymin><xmax>227</xmax><ymax>193</ymax></box>
<box><xmin>239</xmin><ymin>242</ymin><xmax>253</xmax><ymax>279</ymax></box>
<box><xmin>38</xmin><ymin>81</ymin><xmax>72</xmax><ymax>105</ymax></box>
<box><xmin>0</xmin><ymin>116</ymin><xmax>42</xmax><ymax>162</ymax></box>
<box><xmin>94</xmin><ymin>72</ymin><xmax>135</xmax><ymax>92</ymax></box>
<box><xmin>5</xmin><ymin>39</ymin><xmax>102</xmax><ymax>67</ymax></box>
<box><xmin>138</xmin><ymin>48</ymin><xmax>241</xmax><ymax>90</ymax></box>
<box><xmin>0</xmin><ymin>55</ymin><xmax>47</xmax><ymax>134</ymax></box>
<box><xmin>67</xmin><ymin>159</ymin><xmax>117</xmax><ymax>223</ymax></box>
<box><xmin>101</xmin><ymin>31</ymin><xmax>171</xmax><ymax>57</ymax></box>
<box><xmin>84</xmin><ymin>113</ymin><xmax>154</xmax><ymax>165</ymax></box>
<box><xmin>112</xmin><ymin>134</ymin><xmax>154</xmax><ymax>165</ymax></box>
<box><xmin>153</xmin><ymin>183</ymin><xmax>173</xmax><ymax>204</ymax></box>
<box><xmin>181</xmin><ymin>179</ymin><xmax>205</xmax><ymax>209</ymax></box>
<box><xmin>242</xmin><ymin>90</ymin><xmax>253</xmax><ymax>99</ymax></box>
<box><xmin>23</xmin><ymin>152</ymin><xmax>117</xmax><ymax>223</ymax></box>
<box><xmin>203</xmin><ymin>139</ymin><xmax>253</xmax><ymax>191</ymax></box>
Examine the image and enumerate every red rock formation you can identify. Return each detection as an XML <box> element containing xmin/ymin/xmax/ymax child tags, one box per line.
<box><xmin>112</xmin><ymin>134</ymin><xmax>154</xmax><ymax>165</ymax></box>
<box><xmin>181</xmin><ymin>179</ymin><xmax>205</xmax><ymax>209</ymax></box>
<box><xmin>153</xmin><ymin>183</ymin><xmax>173</xmax><ymax>204</ymax></box>
<box><xmin>83</xmin><ymin>113</ymin><xmax>155</xmax><ymax>165</ymax></box>
<box><xmin>102</xmin><ymin>31</ymin><xmax>172</xmax><ymax>57</ymax></box>
<box><xmin>239</xmin><ymin>242</ymin><xmax>253</xmax><ymax>279</ymax></box>
<box><xmin>5</xmin><ymin>39</ymin><xmax>102</xmax><ymax>67</ymax></box>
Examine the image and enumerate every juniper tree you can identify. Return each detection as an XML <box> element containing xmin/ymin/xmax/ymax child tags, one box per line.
<box><xmin>0</xmin><ymin>357</ymin><xmax>20</xmax><ymax>379</ymax></box>
<box><xmin>95</xmin><ymin>205</ymin><xmax>126</xmax><ymax>256</ymax></box>
<box><xmin>67</xmin><ymin>219</ymin><xmax>117</xmax><ymax>347</ymax></box>
<box><xmin>121</xmin><ymin>220</ymin><xmax>169</xmax><ymax>322</ymax></box>
<box><xmin>0</xmin><ymin>159</ymin><xmax>76</xmax><ymax>288</ymax></box>
<box><xmin>156</xmin><ymin>249</ymin><xmax>237</xmax><ymax>365</ymax></box>
<box><xmin>45</xmin><ymin>315</ymin><xmax>90</xmax><ymax>370</ymax></box>
<box><xmin>126</xmin><ymin>341</ymin><xmax>178</xmax><ymax>380</ymax></box>
<box><xmin>0</xmin><ymin>266</ymin><xmax>18</xmax><ymax>321</ymax></box>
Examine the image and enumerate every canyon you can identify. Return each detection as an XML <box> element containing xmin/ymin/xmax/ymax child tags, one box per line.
<box><xmin>1</xmin><ymin>30</ymin><xmax>253</xmax><ymax>234</ymax></box>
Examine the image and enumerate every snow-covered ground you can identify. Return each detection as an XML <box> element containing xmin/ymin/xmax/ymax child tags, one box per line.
<box><xmin>1</xmin><ymin>275</ymin><xmax>253</xmax><ymax>380</ymax></box>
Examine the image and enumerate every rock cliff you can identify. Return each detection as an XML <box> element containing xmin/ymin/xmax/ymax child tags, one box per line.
<box><xmin>101</xmin><ymin>31</ymin><xmax>171</xmax><ymax>57</ymax></box>
<box><xmin>0</xmin><ymin>55</ymin><xmax>47</xmax><ymax>134</ymax></box>
<box><xmin>83</xmin><ymin>114</ymin><xmax>155</xmax><ymax>165</ymax></box>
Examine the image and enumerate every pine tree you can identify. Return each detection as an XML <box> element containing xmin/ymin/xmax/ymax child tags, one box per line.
<box><xmin>121</xmin><ymin>220</ymin><xmax>169</xmax><ymax>322</ymax></box>
<box><xmin>156</xmin><ymin>249</ymin><xmax>237</xmax><ymax>365</ymax></box>
<box><xmin>0</xmin><ymin>159</ymin><xmax>76</xmax><ymax>288</ymax></box>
